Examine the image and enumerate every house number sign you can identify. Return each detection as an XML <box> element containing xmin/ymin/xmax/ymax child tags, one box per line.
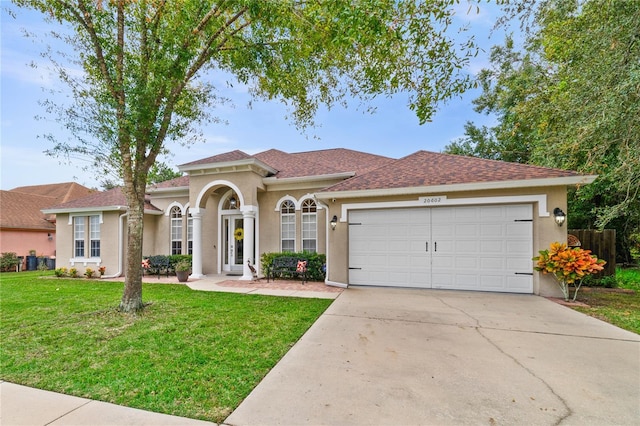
<box><xmin>419</xmin><ymin>196</ymin><xmax>447</xmax><ymax>205</ymax></box>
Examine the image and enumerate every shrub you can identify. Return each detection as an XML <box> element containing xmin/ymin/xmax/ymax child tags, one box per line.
<box><xmin>169</xmin><ymin>254</ymin><xmax>192</xmax><ymax>269</ymax></box>
<box><xmin>84</xmin><ymin>268</ymin><xmax>95</xmax><ymax>278</ymax></box>
<box><xmin>261</xmin><ymin>251</ymin><xmax>326</xmax><ymax>281</ymax></box>
<box><xmin>534</xmin><ymin>242</ymin><xmax>606</xmax><ymax>301</ymax></box>
<box><xmin>0</xmin><ymin>252</ymin><xmax>20</xmax><ymax>272</ymax></box>
<box><xmin>54</xmin><ymin>267</ymin><xmax>68</xmax><ymax>278</ymax></box>
<box><xmin>69</xmin><ymin>268</ymin><xmax>79</xmax><ymax>278</ymax></box>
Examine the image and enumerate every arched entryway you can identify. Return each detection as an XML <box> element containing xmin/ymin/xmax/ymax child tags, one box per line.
<box><xmin>191</xmin><ymin>180</ymin><xmax>258</xmax><ymax>280</ymax></box>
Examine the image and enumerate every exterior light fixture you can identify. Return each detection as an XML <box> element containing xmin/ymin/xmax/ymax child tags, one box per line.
<box><xmin>229</xmin><ymin>196</ymin><xmax>237</xmax><ymax>209</ymax></box>
<box><xmin>330</xmin><ymin>215</ymin><xmax>338</xmax><ymax>231</ymax></box>
<box><xmin>47</xmin><ymin>233</ymin><xmax>53</xmax><ymax>241</ymax></box>
<box><xmin>553</xmin><ymin>208</ymin><xmax>566</xmax><ymax>227</ymax></box>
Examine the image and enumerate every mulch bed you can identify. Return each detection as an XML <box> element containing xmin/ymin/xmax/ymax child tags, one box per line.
<box><xmin>215</xmin><ymin>279</ymin><xmax>343</xmax><ymax>293</ymax></box>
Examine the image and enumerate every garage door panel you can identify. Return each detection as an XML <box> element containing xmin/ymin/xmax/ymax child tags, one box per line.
<box><xmin>349</xmin><ymin>205</ymin><xmax>532</xmax><ymax>293</ymax></box>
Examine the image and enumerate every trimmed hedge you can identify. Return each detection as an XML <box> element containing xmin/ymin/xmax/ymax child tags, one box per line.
<box><xmin>261</xmin><ymin>251</ymin><xmax>326</xmax><ymax>281</ymax></box>
<box><xmin>142</xmin><ymin>254</ymin><xmax>192</xmax><ymax>275</ymax></box>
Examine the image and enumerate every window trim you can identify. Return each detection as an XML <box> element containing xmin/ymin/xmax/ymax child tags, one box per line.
<box><xmin>280</xmin><ymin>200</ymin><xmax>296</xmax><ymax>252</ymax></box>
<box><xmin>301</xmin><ymin>199</ymin><xmax>317</xmax><ymax>253</ymax></box>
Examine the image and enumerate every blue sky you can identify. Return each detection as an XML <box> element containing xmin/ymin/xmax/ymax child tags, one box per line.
<box><xmin>1</xmin><ymin>2</ymin><xmax>512</xmax><ymax>190</ymax></box>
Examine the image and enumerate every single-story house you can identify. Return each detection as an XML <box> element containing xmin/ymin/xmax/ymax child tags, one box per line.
<box><xmin>0</xmin><ymin>182</ymin><xmax>94</xmax><ymax>262</ymax></box>
<box><xmin>43</xmin><ymin>148</ymin><xmax>596</xmax><ymax>296</ymax></box>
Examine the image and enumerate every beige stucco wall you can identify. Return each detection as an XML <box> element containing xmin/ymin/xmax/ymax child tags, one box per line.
<box><xmin>322</xmin><ymin>185</ymin><xmax>570</xmax><ymax>297</ymax></box>
<box><xmin>183</xmin><ymin>171</ymin><xmax>329</xmax><ymax>275</ymax></box>
<box><xmin>52</xmin><ymin>211</ymin><xmax>123</xmax><ymax>276</ymax></box>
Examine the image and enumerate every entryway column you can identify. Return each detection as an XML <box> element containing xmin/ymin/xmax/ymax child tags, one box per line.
<box><xmin>240</xmin><ymin>207</ymin><xmax>256</xmax><ymax>280</ymax></box>
<box><xmin>190</xmin><ymin>208</ymin><xmax>205</xmax><ymax>278</ymax></box>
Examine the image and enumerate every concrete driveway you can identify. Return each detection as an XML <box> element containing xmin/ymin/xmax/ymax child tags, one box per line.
<box><xmin>225</xmin><ymin>287</ymin><xmax>639</xmax><ymax>426</ymax></box>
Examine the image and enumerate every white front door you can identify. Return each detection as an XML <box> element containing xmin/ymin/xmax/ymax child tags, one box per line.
<box><xmin>223</xmin><ymin>215</ymin><xmax>244</xmax><ymax>273</ymax></box>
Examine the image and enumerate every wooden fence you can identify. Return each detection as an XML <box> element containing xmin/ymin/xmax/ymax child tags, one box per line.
<box><xmin>568</xmin><ymin>229</ymin><xmax>616</xmax><ymax>276</ymax></box>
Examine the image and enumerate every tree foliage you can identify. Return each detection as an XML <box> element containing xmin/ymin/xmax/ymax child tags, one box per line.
<box><xmin>445</xmin><ymin>0</ymin><xmax>640</xmax><ymax>261</ymax></box>
<box><xmin>13</xmin><ymin>0</ymin><xmax>481</xmax><ymax>311</ymax></box>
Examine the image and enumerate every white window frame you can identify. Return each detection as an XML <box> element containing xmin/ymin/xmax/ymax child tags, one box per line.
<box><xmin>280</xmin><ymin>200</ymin><xmax>296</xmax><ymax>252</ymax></box>
<box><xmin>302</xmin><ymin>199</ymin><xmax>317</xmax><ymax>253</ymax></box>
<box><xmin>74</xmin><ymin>216</ymin><xmax>85</xmax><ymax>258</ymax></box>
<box><xmin>89</xmin><ymin>215</ymin><xmax>100</xmax><ymax>257</ymax></box>
<box><xmin>171</xmin><ymin>206</ymin><xmax>183</xmax><ymax>255</ymax></box>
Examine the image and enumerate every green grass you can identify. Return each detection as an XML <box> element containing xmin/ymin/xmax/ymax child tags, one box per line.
<box><xmin>0</xmin><ymin>271</ymin><xmax>332</xmax><ymax>422</ymax></box>
<box><xmin>571</xmin><ymin>268</ymin><xmax>640</xmax><ymax>335</ymax></box>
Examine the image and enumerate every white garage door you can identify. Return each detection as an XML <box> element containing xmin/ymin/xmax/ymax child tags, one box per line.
<box><xmin>349</xmin><ymin>205</ymin><xmax>533</xmax><ymax>293</ymax></box>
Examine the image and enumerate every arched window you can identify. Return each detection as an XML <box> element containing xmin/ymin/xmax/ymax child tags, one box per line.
<box><xmin>223</xmin><ymin>192</ymin><xmax>239</xmax><ymax>210</ymax></box>
<box><xmin>170</xmin><ymin>206</ymin><xmax>182</xmax><ymax>255</ymax></box>
<box><xmin>280</xmin><ymin>200</ymin><xmax>295</xmax><ymax>252</ymax></box>
<box><xmin>302</xmin><ymin>199</ymin><xmax>317</xmax><ymax>253</ymax></box>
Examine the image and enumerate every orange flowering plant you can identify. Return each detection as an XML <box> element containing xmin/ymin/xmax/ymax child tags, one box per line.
<box><xmin>533</xmin><ymin>242</ymin><xmax>606</xmax><ymax>301</ymax></box>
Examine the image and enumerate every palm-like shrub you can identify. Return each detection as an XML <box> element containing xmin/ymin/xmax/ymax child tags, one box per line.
<box><xmin>534</xmin><ymin>242</ymin><xmax>606</xmax><ymax>301</ymax></box>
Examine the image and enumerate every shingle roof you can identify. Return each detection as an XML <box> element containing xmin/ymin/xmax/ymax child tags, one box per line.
<box><xmin>322</xmin><ymin>150</ymin><xmax>582</xmax><ymax>192</ymax></box>
<box><xmin>148</xmin><ymin>175</ymin><xmax>190</xmax><ymax>190</ymax></box>
<box><xmin>276</xmin><ymin>148</ymin><xmax>393</xmax><ymax>177</ymax></box>
<box><xmin>0</xmin><ymin>191</ymin><xmax>57</xmax><ymax>230</ymax></box>
<box><xmin>45</xmin><ymin>187</ymin><xmax>161</xmax><ymax>212</ymax></box>
<box><xmin>9</xmin><ymin>182</ymin><xmax>94</xmax><ymax>204</ymax></box>
<box><xmin>180</xmin><ymin>150</ymin><xmax>251</xmax><ymax>167</ymax></box>
<box><xmin>252</xmin><ymin>148</ymin><xmax>392</xmax><ymax>179</ymax></box>
<box><xmin>1</xmin><ymin>182</ymin><xmax>95</xmax><ymax>230</ymax></box>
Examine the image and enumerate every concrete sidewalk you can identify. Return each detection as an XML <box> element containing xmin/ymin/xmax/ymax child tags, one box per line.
<box><xmin>0</xmin><ymin>381</ymin><xmax>217</xmax><ymax>426</ymax></box>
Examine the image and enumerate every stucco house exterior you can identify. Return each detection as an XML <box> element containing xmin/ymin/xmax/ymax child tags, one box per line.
<box><xmin>0</xmin><ymin>182</ymin><xmax>94</xmax><ymax>264</ymax></box>
<box><xmin>43</xmin><ymin>148</ymin><xmax>596</xmax><ymax>297</ymax></box>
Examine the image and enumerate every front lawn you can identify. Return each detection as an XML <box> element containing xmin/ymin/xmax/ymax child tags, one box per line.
<box><xmin>571</xmin><ymin>268</ymin><xmax>640</xmax><ymax>335</ymax></box>
<box><xmin>0</xmin><ymin>272</ymin><xmax>332</xmax><ymax>422</ymax></box>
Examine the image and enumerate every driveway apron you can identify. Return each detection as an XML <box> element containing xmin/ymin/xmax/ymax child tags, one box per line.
<box><xmin>225</xmin><ymin>287</ymin><xmax>639</xmax><ymax>426</ymax></box>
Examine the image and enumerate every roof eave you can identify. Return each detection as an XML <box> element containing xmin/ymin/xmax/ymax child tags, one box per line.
<box><xmin>146</xmin><ymin>185</ymin><xmax>190</xmax><ymax>195</ymax></box>
<box><xmin>315</xmin><ymin>175</ymin><xmax>598</xmax><ymax>200</ymax></box>
<box><xmin>42</xmin><ymin>205</ymin><xmax>128</xmax><ymax>215</ymax></box>
<box><xmin>42</xmin><ymin>205</ymin><xmax>164</xmax><ymax>215</ymax></box>
<box><xmin>264</xmin><ymin>172</ymin><xmax>356</xmax><ymax>186</ymax></box>
<box><xmin>179</xmin><ymin>158</ymin><xmax>278</xmax><ymax>176</ymax></box>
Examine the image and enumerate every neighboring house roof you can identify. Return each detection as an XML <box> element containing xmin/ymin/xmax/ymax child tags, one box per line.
<box><xmin>0</xmin><ymin>182</ymin><xmax>94</xmax><ymax>231</ymax></box>
<box><xmin>10</xmin><ymin>182</ymin><xmax>94</xmax><ymax>204</ymax></box>
<box><xmin>43</xmin><ymin>187</ymin><xmax>162</xmax><ymax>214</ymax></box>
<box><xmin>319</xmin><ymin>150</ymin><xmax>594</xmax><ymax>195</ymax></box>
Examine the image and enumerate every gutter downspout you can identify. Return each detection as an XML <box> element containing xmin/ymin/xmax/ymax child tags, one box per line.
<box><xmin>101</xmin><ymin>212</ymin><xmax>127</xmax><ymax>279</ymax></box>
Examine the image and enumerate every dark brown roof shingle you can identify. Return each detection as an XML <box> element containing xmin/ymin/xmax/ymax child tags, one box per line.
<box><xmin>322</xmin><ymin>151</ymin><xmax>582</xmax><ymax>192</ymax></box>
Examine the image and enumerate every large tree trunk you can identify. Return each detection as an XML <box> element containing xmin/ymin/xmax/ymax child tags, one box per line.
<box><xmin>119</xmin><ymin>195</ymin><xmax>145</xmax><ymax>312</ymax></box>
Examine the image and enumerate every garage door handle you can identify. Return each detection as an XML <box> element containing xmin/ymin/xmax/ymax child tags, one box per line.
<box><xmin>435</xmin><ymin>242</ymin><xmax>437</xmax><ymax>252</ymax></box>
<box><xmin>425</xmin><ymin>242</ymin><xmax>428</xmax><ymax>252</ymax></box>
<box><xmin>515</xmin><ymin>272</ymin><xmax>533</xmax><ymax>276</ymax></box>
<box><xmin>349</xmin><ymin>267</ymin><xmax>362</xmax><ymax>270</ymax></box>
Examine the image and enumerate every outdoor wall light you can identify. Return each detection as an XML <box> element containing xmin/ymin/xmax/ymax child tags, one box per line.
<box><xmin>330</xmin><ymin>215</ymin><xmax>338</xmax><ymax>231</ymax></box>
<box><xmin>47</xmin><ymin>233</ymin><xmax>53</xmax><ymax>241</ymax></box>
<box><xmin>553</xmin><ymin>208</ymin><xmax>566</xmax><ymax>227</ymax></box>
<box><xmin>229</xmin><ymin>196</ymin><xmax>237</xmax><ymax>209</ymax></box>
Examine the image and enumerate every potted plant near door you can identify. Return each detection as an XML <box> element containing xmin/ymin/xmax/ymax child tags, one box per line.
<box><xmin>175</xmin><ymin>260</ymin><xmax>191</xmax><ymax>282</ymax></box>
